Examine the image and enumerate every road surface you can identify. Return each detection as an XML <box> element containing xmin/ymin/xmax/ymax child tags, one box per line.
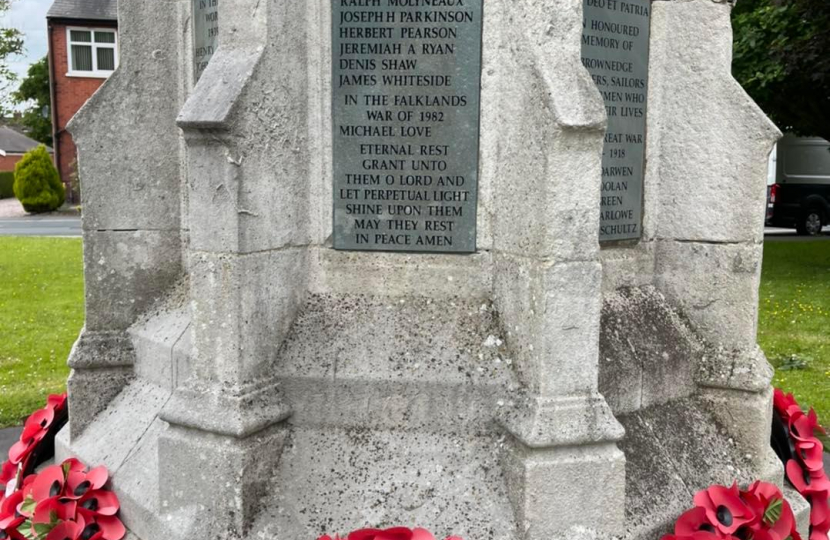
<box><xmin>764</xmin><ymin>227</ymin><xmax>830</xmax><ymax>242</ymax></box>
<box><xmin>0</xmin><ymin>215</ymin><xmax>81</xmax><ymax>237</ymax></box>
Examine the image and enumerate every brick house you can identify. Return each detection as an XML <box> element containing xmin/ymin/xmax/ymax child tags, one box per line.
<box><xmin>47</xmin><ymin>0</ymin><xmax>118</xmax><ymax>201</ymax></box>
<box><xmin>0</xmin><ymin>126</ymin><xmax>52</xmax><ymax>171</ymax></box>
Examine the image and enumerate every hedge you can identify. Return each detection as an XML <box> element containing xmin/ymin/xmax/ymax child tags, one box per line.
<box><xmin>0</xmin><ymin>171</ymin><xmax>13</xmax><ymax>199</ymax></box>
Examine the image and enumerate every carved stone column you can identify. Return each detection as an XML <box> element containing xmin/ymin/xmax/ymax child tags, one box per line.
<box><xmin>490</xmin><ymin>2</ymin><xmax>626</xmax><ymax>538</ymax></box>
<box><xmin>157</xmin><ymin>0</ymin><xmax>312</xmax><ymax>535</ymax></box>
<box><xmin>648</xmin><ymin>0</ymin><xmax>782</xmax><ymax>480</ymax></box>
<box><xmin>66</xmin><ymin>0</ymin><xmax>185</xmax><ymax>439</ymax></box>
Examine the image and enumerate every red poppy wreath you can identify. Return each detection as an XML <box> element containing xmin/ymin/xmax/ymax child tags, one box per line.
<box><xmin>772</xmin><ymin>389</ymin><xmax>830</xmax><ymax>540</ymax></box>
<box><xmin>0</xmin><ymin>395</ymin><xmax>126</xmax><ymax>540</ymax></box>
<box><xmin>1</xmin><ymin>393</ymin><xmax>68</xmax><ymax>489</ymax></box>
<box><xmin>319</xmin><ymin>526</ymin><xmax>462</xmax><ymax>540</ymax></box>
<box><xmin>661</xmin><ymin>481</ymin><xmax>801</xmax><ymax>540</ymax></box>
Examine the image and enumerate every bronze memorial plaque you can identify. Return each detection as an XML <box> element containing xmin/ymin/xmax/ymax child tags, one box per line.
<box><xmin>332</xmin><ymin>0</ymin><xmax>483</xmax><ymax>253</ymax></box>
<box><xmin>582</xmin><ymin>0</ymin><xmax>651</xmax><ymax>242</ymax></box>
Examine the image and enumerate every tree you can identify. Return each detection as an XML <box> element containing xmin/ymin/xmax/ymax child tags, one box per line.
<box><xmin>0</xmin><ymin>0</ymin><xmax>24</xmax><ymax>115</ymax></box>
<box><xmin>13</xmin><ymin>145</ymin><xmax>64</xmax><ymax>213</ymax></box>
<box><xmin>732</xmin><ymin>0</ymin><xmax>830</xmax><ymax>141</ymax></box>
<box><xmin>12</xmin><ymin>57</ymin><xmax>51</xmax><ymax>145</ymax></box>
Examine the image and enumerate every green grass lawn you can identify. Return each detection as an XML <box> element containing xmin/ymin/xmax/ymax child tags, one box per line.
<box><xmin>758</xmin><ymin>240</ymin><xmax>830</xmax><ymax>430</ymax></box>
<box><xmin>0</xmin><ymin>238</ymin><xmax>83</xmax><ymax>428</ymax></box>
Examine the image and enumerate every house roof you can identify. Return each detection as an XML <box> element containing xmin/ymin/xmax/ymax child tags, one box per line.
<box><xmin>46</xmin><ymin>0</ymin><xmax>117</xmax><ymax>22</ymax></box>
<box><xmin>0</xmin><ymin>127</ymin><xmax>52</xmax><ymax>155</ymax></box>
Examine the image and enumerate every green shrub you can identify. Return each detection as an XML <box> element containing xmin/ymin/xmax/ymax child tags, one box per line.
<box><xmin>13</xmin><ymin>145</ymin><xmax>64</xmax><ymax>213</ymax></box>
<box><xmin>0</xmin><ymin>171</ymin><xmax>13</xmax><ymax>199</ymax></box>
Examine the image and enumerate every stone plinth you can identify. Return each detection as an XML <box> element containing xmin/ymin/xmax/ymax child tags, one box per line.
<box><xmin>57</xmin><ymin>0</ymin><xmax>789</xmax><ymax>539</ymax></box>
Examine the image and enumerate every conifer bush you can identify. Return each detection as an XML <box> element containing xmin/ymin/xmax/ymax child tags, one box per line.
<box><xmin>13</xmin><ymin>145</ymin><xmax>64</xmax><ymax>213</ymax></box>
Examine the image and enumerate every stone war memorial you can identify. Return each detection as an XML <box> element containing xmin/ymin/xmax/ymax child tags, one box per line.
<box><xmin>57</xmin><ymin>0</ymin><xmax>806</xmax><ymax>539</ymax></box>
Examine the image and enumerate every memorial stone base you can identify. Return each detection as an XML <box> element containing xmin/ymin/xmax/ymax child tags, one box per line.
<box><xmin>56</xmin><ymin>0</ymin><xmax>808</xmax><ymax>538</ymax></box>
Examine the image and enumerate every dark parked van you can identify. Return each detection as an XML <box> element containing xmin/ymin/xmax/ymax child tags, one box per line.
<box><xmin>766</xmin><ymin>135</ymin><xmax>830</xmax><ymax>235</ymax></box>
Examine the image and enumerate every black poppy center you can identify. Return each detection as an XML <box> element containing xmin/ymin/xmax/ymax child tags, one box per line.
<box><xmin>40</xmin><ymin>418</ymin><xmax>48</xmax><ymax>428</ymax></box>
<box><xmin>81</xmin><ymin>523</ymin><xmax>100</xmax><ymax>540</ymax></box>
<box><xmin>0</xmin><ymin>530</ymin><xmax>8</xmax><ymax>539</ymax></box>
<box><xmin>700</xmin><ymin>524</ymin><xmax>715</xmax><ymax>533</ymax></box>
<box><xmin>50</xmin><ymin>479</ymin><xmax>62</xmax><ymax>497</ymax></box>
<box><xmin>74</xmin><ymin>480</ymin><xmax>92</xmax><ymax>497</ymax></box>
<box><xmin>81</xmin><ymin>497</ymin><xmax>99</xmax><ymax>511</ymax></box>
<box><xmin>716</xmin><ymin>505</ymin><xmax>734</xmax><ymax>527</ymax></box>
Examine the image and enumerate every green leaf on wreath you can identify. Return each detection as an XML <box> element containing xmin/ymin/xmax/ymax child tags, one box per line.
<box><xmin>62</xmin><ymin>460</ymin><xmax>71</xmax><ymax>478</ymax></box>
<box><xmin>764</xmin><ymin>497</ymin><xmax>783</xmax><ymax>526</ymax></box>
<box><xmin>19</xmin><ymin>495</ymin><xmax>36</xmax><ymax>516</ymax></box>
<box><xmin>33</xmin><ymin>521</ymin><xmax>56</xmax><ymax>537</ymax></box>
<box><xmin>20</xmin><ymin>520</ymin><xmax>35</xmax><ymax>540</ymax></box>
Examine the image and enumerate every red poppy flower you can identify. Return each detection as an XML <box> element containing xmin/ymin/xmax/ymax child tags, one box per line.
<box><xmin>794</xmin><ymin>439</ymin><xmax>826</xmax><ymax>472</ymax></box>
<box><xmin>809</xmin><ymin>494</ymin><xmax>829</xmax><ymax>528</ymax></box>
<box><xmin>769</xmin><ymin>499</ymin><xmax>796</xmax><ymax>540</ymax></box>
<box><xmin>0</xmin><ymin>462</ymin><xmax>17</xmax><ymax>490</ymax></box>
<box><xmin>78</xmin><ymin>490</ymin><xmax>120</xmax><ymax>516</ymax></box>
<box><xmin>411</xmin><ymin>530</ymin><xmax>436</xmax><ymax>540</ymax></box>
<box><xmin>61</xmin><ymin>459</ymin><xmax>86</xmax><ymax>475</ymax></box>
<box><xmin>348</xmin><ymin>530</ymin><xmax>386</xmax><ymax>540</ymax></box>
<box><xmin>693</xmin><ymin>483</ymin><xmax>757</xmax><ymax>535</ymax></box>
<box><xmin>75</xmin><ymin>510</ymin><xmax>125</xmax><ymax>540</ymax></box>
<box><xmin>743</xmin><ymin>481</ymin><xmax>797</xmax><ymax>540</ymax></box>
<box><xmin>44</xmin><ymin>519</ymin><xmax>86</xmax><ymax>540</ymax></box>
<box><xmin>0</xmin><ymin>527</ymin><xmax>26</xmax><ymax>540</ymax></box>
<box><xmin>23</xmin><ymin>465</ymin><xmax>65</xmax><ymax>507</ymax></box>
<box><xmin>0</xmin><ymin>490</ymin><xmax>24</xmax><ymax>530</ymax></box>
<box><xmin>790</xmin><ymin>412</ymin><xmax>821</xmax><ymax>443</ymax></box>
<box><xmin>66</xmin><ymin>467</ymin><xmax>108</xmax><ymax>500</ymax></box>
<box><xmin>8</xmin><ymin>406</ymin><xmax>59</xmax><ymax>468</ymax></box>
<box><xmin>774</xmin><ymin>390</ymin><xmax>800</xmax><ymax>420</ymax></box>
<box><xmin>747</xmin><ymin>481</ymin><xmax>783</xmax><ymax>500</ymax></box>
<box><xmin>22</xmin><ymin>409</ymin><xmax>55</xmax><ymax>436</ymax></box>
<box><xmin>46</xmin><ymin>394</ymin><xmax>67</xmax><ymax>413</ymax></box>
<box><xmin>378</xmin><ymin>528</ymin><xmax>417</xmax><ymax>540</ymax></box>
<box><xmin>33</xmin><ymin>497</ymin><xmax>77</xmax><ymax>524</ymax></box>
<box><xmin>675</xmin><ymin>507</ymin><xmax>718</xmax><ymax>536</ymax></box>
<box><xmin>660</xmin><ymin>533</ymin><xmax>725</xmax><ymax>540</ymax></box>
<box><xmin>335</xmin><ymin>528</ymin><xmax>457</xmax><ymax>540</ymax></box>
<box><xmin>786</xmin><ymin>461</ymin><xmax>830</xmax><ymax>496</ymax></box>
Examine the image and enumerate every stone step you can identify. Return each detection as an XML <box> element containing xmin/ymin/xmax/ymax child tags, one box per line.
<box><xmin>128</xmin><ymin>292</ymin><xmax>518</xmax><ymax>433</ymax></box>
<box><xmin>618</xmin><ymin>397</ymin><xmax>795</xmax><ymax>540</ymax></box>
<box><xmin>248</xmin><ymin>426</ymin><xmax>518</xmax><ymax>540</ymax></box>
<box><xmin>54</xmin><ymin>382</ymin><xmax>197</xmax><ymax>540</ymax></box>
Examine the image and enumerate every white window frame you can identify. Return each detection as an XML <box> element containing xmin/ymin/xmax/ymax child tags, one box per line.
<box><xmin>66</xmin><ymin>26</ymin><xmax>119</xmax><ymax>78</ymax></box>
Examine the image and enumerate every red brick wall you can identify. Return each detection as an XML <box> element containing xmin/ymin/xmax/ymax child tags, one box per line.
<box><xmin>0</xmin><ymin>154</ymin><xmax>23</xmax><ymax>172</ymax></box>
<box><xmin>0</xmin><ymin>153</ymin><xmax>58</xmax><ymax>173</ymax></box>
<box><xmin>49</xmin><ymin>20</ymin><xmax>117</xmax><ymax>200</ymax></box>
